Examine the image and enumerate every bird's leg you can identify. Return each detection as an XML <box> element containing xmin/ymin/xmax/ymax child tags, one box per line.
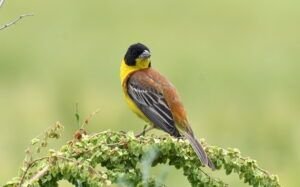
<box><xmin>135</xmin><ymin>125</ymin><xmax>154</xmax><ymax>137</ymax></box>
<box><xmin>135</xmin><ymin>124</ymin><xmax>148</xmax><ymax>137</ymax></box>
<box><xmin>177</xmin><ymin>135</ymin><xmax>184</xmax><ymax>140</ymax></box>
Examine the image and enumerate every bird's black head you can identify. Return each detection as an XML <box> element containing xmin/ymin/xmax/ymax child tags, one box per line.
<box><xmin>124</xmin><ymin>43</ymin><xmax>151</xmax><ymax>66</ymax></box>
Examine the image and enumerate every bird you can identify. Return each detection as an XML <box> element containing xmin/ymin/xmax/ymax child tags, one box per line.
<box><xmin>120</xmin><ymin>43</ymin><xmax>214</xmax><ymax>169</ymax></box>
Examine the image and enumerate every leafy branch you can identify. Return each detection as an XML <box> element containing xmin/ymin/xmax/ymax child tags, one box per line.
<box><xmin>4</xmin><ymin>125</ymin><xmax>280</xmax><ymax>187</ymax></box>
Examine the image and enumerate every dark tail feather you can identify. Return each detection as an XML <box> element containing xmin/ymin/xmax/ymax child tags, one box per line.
<box><xmin>184</xmin><ymin>132</ymin><xmax>215</xmax><ymax>170</ymax></box>
<box><xmin>208</xmin><ymin>157</ymin><xmax>216</xmax><ymax>170</ymax></box>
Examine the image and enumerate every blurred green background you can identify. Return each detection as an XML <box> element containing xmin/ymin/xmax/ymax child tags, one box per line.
<box><xmin>1</xmin><ymin>0</ymin><xmax>299</xmax><ymax>186</ymax></box>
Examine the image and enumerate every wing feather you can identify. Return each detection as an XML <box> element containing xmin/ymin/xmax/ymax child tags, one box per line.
<box><xmin>127</xmin><ymin>78</ymin><xmax>180</xmax><ymax>137</ymax></box>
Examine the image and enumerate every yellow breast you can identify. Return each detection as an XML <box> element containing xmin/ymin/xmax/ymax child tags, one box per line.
<box><xmin>120</xmin><ymin>60</ymin><xmax>150</xmax><ymax>122</ymax></box>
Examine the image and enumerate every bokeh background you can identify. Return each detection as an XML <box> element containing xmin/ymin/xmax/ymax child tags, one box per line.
<box><xmin>1</xmin><ymin>0</ymin><xmax>299</xmax><ymax>186</ymax></box>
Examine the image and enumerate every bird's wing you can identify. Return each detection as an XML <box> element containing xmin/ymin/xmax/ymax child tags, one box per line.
<box><xmin>127</xmin><ymin>77</ymin><xmax>181</xmax><ymax>137</ymax></box>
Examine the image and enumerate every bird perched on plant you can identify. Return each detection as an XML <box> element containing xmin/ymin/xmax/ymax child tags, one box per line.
<box><xmin>120</xmin><ymin>43</ymin><xmax>214</xmax><ymax>169</ymax></box>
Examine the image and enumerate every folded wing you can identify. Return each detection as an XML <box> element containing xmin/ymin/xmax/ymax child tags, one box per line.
<box><xmin>127</xmin><ymin>77</ymin><xmax>181</xmax><ymax>137</ymax></box>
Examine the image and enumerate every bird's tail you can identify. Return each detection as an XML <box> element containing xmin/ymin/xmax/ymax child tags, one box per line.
<box><xmin>183</xmin><ymin>132</ymin><xmax>215</xmax><ymax>170</ymax></box>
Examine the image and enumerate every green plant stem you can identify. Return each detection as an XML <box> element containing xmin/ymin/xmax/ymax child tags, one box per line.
<box><xmin>5</xmin><ymin>130</ymin><xmax>280</xmax><ymax>187</ymax></box>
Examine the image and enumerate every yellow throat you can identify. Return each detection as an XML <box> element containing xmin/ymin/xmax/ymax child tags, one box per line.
<box><xmin>120</xmin><ymin>58</ymin><xmax>151</xmax><ymax>84</ymax></box>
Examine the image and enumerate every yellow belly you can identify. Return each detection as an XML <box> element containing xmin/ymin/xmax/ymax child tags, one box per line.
<box><xmin>123</xmin><ymin>89</ymin><xmax>150</xmax><ymax>123</ymax></box>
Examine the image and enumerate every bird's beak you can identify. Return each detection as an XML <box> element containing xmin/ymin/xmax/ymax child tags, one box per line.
<box><xmin>139</xmin><ymin>50</ymin><xmax>151</xmax><ymax>59</ymax></box>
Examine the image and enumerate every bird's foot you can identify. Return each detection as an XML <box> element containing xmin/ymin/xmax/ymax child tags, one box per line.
<box><xmin>135</xmin><ymin>125</ymin><xmax>154</xmax><ymax>137</ymax></box>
